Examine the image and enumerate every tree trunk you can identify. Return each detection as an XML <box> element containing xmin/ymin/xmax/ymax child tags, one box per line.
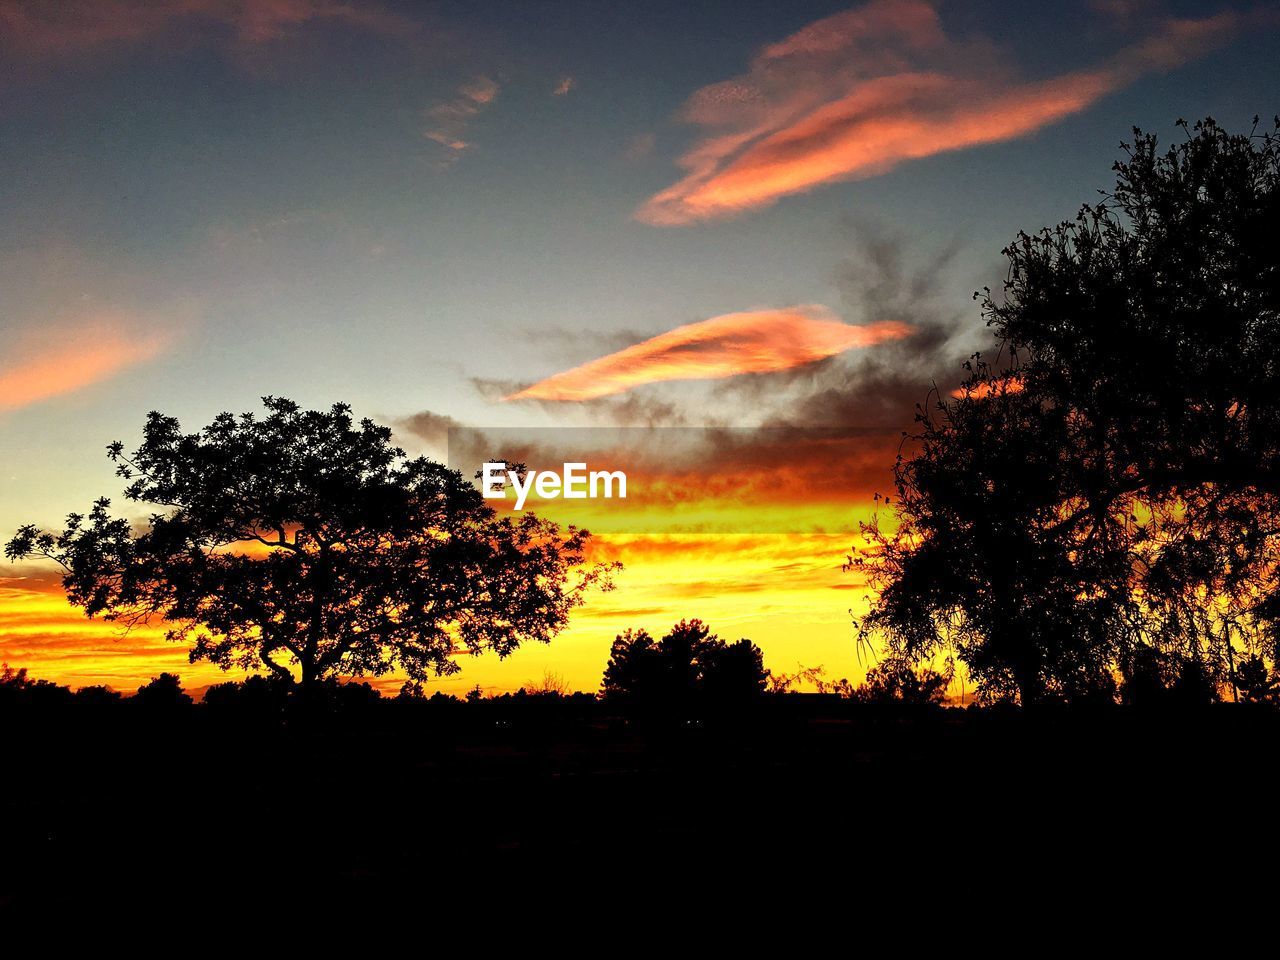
<box><xmin>297</xmin><ymin>658</ymin><xmax>320</xmax><ymax>712</ymax></box>
<box><xmin>1015</xmin><ymin>662</ymin><xmax>1041</xmax><ymax>708</ymax></box>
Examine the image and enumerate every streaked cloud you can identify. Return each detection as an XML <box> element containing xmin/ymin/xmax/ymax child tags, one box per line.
<box><xmin>0</xmin><ymin>570</ymin><xmax>234</xmax><ymax>693</ymax></box>
<box><xmin>637</xmin><ymin>0</ymin><xmax>1244</xmax><ymax>225</ymax></box>
<box><xmin>0</xmin><ymin>313</ymin><xmax>170</xmax><ymax>413</ymax></box>
<box><xmin>425</xmin><ymin>75</ymin><xmax>501</xmax><ymax>157</ymax></box>
<box><xmin>553</xmin><ymin>75</ymin><xmax>576</xmax><ymax>96</ymax></box>
<box><xmin>506</xmin><ymin>305</ymin><xmax>912</xmax><ymax>401</ymax></box>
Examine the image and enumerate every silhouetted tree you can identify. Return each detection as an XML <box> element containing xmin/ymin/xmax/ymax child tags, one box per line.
<box><xmin>0</xmin><ymin>663</ymin><xmax>73</xmax><ymax>710</ymax></box>
<box><xmin>700</xmin><ymin>638</ymin><xmax>769</xmax><ymax>706</ymax></box>
<box><xmin>1235</xmin><ymin>655</ymin><xmax>1280</xmax><ymax>703</ymax></box>
<box><xmin>855</xmin><ymin>378</ymin><xmax>1126</xmax><ymax>704</ymax></box>
<box><xmin>6</xmin><ymin>398</ymin><xmax>616</xmax><ymax>694</ymax></box>
<box><xmin>600</xmin><ymin>619</ymin><xmax>768</xmax><ymax>712</ymax></box>
<box><xmin>522</xmin><ymin>670</ymin><xmax>572</xmax><ymax>696</ymax></box>
<box><xmin>601</xmin><ymin>628</ymin><xmax>666</xmax><ymax>705</ymax></box>
<box><xmin>765</xmin><ymin>663</ymin><xmax>830</xmax><ymax>694</ymax></box>
<box><xmin>203</xmin><ymin>675</ymin><xmax>289</xmax><ymax>716</ymax></box>
<box><xmin>133</xmin><ymin>672</ymin><xmax>192</xmax><ymax>709</ymax></box>
<box><xmin>858</xmin><ymin>117</ymin><xmax>1280</xmax><ymax>704</ymax></box>
<box><xmin>74</xmin><ymin>685</ymin><xmax>123</xmax><ymax>709</ymax></box>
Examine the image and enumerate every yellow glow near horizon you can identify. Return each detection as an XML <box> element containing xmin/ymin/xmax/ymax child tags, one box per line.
<box><xmin>0</xmin><ymin>529</ymin><xmax>875</xmax><ymax>697</ymax></box>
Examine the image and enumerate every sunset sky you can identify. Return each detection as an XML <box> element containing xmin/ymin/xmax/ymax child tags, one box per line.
<box><xmin>2</xmin><ymin>0</ymin><xmax>1278</xmax><ymax>696</ymax></box>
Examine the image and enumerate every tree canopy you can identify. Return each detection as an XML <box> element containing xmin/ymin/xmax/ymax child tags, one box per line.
<box><xmin>6</xmin><ymin>397</ymin><xmax>616</xmax><ymax>690</ymax></box>
<box><xmin>856</xmin><ymin>116</ymin><xmax>1280</xmax><ymax>705</ymax></box>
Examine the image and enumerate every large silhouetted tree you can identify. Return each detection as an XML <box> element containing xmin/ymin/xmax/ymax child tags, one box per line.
<box><xmin>857</xmin><ymin>116</ymin><xmax>1280</xmax><ymax>704</ymax></box>
<box><xmin>855</xmin><ymin>374</ymin><xmax>1129</xmax><ymax>704</ymax></box>
<box><xmin>6</xmin><ymin>398</ymin><xmax>616</xmax><ymax>693</ymax></box>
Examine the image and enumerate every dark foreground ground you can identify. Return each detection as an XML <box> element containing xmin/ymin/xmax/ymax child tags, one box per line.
<box><xmin>4</xmin><ymin>696</ymin><xmax>1277</xmax><ymax>921</ymax></box>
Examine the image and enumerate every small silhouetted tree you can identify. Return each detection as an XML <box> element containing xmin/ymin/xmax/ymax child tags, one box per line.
<box><xmin>6</xmin><ymin>398</ymin><xmax>616</xmax><ymax>694</ymax></box>
<box><xmin>600</xmin><ymin>619</ymin><xmax>768</xmax><ymax>712</ymax></box>
<box><xmin>700</xmin><ymin>638</ymin><xmax>769</xmax><ymax>706</ymax></box>
<box><xmin>523</xmin><ymin>670</ymin><xmax>572</xmax><ymax>697</ymax></box>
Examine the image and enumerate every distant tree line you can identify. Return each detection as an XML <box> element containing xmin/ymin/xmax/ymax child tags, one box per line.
<box><xmin>0</xmin><ymin>614</ymin><xmax>958</xmax><ymax>726</ymax></box>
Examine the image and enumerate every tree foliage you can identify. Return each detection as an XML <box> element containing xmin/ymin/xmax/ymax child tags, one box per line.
<box><xmin>852</xmin><ymin>659</ymin><xmax>950</xmax><ymax>706</ymax></box>
<box><xmin>856</xmin><ymin>117</ymin><xmax>1280</xmax><ymax>704</ymax></box>
<box><xmin>6</xmin><ymin>398</ymin><xmax>616</xmax><ymax>689</ymax></box>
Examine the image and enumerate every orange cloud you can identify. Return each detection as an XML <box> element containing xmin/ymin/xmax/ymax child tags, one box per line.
<box><xmin>507</xmin><ymin>306</ymin><xmax>913</xmax><ymax>401</ymax></box>
<box><xmin>637</xmin><ymin>1</ymin><xmax>1244</xmax><ymax>225</ymax></box>
<box><xmin>0</xmin><ymin>314</ymin><xmax>170</xmax><ymax>413</ymax></box>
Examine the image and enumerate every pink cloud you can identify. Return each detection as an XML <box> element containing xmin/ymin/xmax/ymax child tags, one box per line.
<box><xmin>637</xmin><ymin>1</ymin><xmax>1245</xmax><ymax>225</ymax></box>
<box><xmin>507</xmin><ymin>306</ymin><xmax>913</xmax><ymax>402</ymax></box>
<box><xmin>0</xmin><ymin>313</ymin><xmax>171</xmax><ymax>413</ymax></box>
<box><xmin>425</xmin><ymin>75</ymin><xmax>501</xmax><ymax>157</ymax></box>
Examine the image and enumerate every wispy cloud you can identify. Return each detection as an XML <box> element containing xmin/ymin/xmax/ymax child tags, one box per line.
<box><xmin>621</xmin><ymin>131</ymin><xmax>656</xmax><ymax>164</ymax></box>
<box><xmin>425</xmin><ymin>75</ymin><xmax>501</xmax><ymax>157</ymax></box>
<box><xmin>636</xmin><ymin>0</ymin><xmax>1245</xmax><ymax>225</ymax></box>
<box><xmin>506</xmin><ymin>306</ymin><xmax>912</xmax><ymax>402</ymax></box>
<box><xmin>553</xmin><ymin>75</ymin><xmax>576</xmax><ymax>96</ymax></box>
<box><xmin>0</xmin><ymin>0</ymin><xmax>414</xmax><ymax>55</ymax></box>
<box><xmin>0</xmin><ymin>313</ymin><xmax>171</xmax><ymax>413</ymax></box>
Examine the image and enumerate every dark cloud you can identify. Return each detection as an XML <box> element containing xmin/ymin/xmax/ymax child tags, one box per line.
<box><xmin>689</xmin><ymin>220</ymin><xmax>990</xmax><ymax>432</ymax></box>
<box><xmin>469</xmin><ymin>375</ymin><xmax>686</xmax><ymax>427</ymax></box>
<box><xmin>394</xmin><ymin>409</ymin><xmax>463</xmax><ymax>453</ymax></box>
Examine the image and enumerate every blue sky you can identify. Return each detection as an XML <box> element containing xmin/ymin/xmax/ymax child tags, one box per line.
<box><xmin>2</xmin><ymin>0</ymin><xmax>1278</xmax><ymax>530</ymax></box>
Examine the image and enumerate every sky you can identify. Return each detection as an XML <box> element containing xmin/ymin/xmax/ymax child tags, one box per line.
<box><xmin>2</xmin><ymin>0</ymin><xmax>1278</xmax><ymax>696</ymax></box>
